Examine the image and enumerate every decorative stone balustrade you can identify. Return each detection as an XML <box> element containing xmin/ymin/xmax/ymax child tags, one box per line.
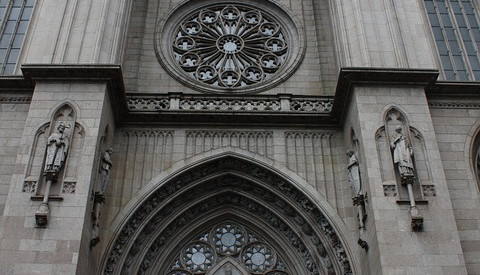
<box><xmin>127</xmin><ymin>93</ymin><xmax>333</xmax><ymax>114</ymax></box>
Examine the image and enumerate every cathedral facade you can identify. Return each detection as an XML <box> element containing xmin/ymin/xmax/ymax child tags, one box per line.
<box><xmin>0</xmin><ymin>0</ymin><xmax>480</xmax><ymax>274</ymax></box>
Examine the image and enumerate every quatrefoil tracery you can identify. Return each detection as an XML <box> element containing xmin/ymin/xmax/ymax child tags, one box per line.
<box><xmin>173</xmin><ymin>4</ymin><xmax>288</xmax><ymax>89</ymax></box>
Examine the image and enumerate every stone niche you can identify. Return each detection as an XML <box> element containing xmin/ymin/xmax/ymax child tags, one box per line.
<box><xmin>375</xmin><ymin>107</ymin><xmax>432</xmax><ymax>202</ymax></box>
<box><xmin>24</xmin><ymin>103</ymin><xmax>85</xmax><ymax>198</ymax></box>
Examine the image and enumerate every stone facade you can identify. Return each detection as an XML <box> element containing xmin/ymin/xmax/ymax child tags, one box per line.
<box><xmin>0</xmin><ymin>0</ymin><xmax>479</xmax><ymax>275</ymax></box>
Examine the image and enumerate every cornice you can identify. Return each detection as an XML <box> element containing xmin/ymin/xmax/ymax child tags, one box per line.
<box><xmin>332</xmin><ymin>67</ymin><xmax>439</xmax><ymax>124</ymax></box>
<box><xmin>3</xmin><ymin>66</ymin><xmax>479</xmax><ymax>126</ymax></box>
<box><xmin>20</xmin><ymin>64</ymin><xmax>129</xmax><ymax>123</ymax></box>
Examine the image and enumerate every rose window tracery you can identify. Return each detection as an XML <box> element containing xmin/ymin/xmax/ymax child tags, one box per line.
<box><xmin>155</xmin><ymin>0</ymin><xmax>305</xmax><ymax>93</ymax></box>
<box><xmin>211</xmin><ymin>223</ymin><xmax>246</xmax><ymax>255</ymax></box>
<box><xmin>167</xmin><ymin>222</ymin><xmax>289</xmax><ymax>275</ymax></box>
<box><xmin>242</xmin><ymin>243</ymin><xmax>276</xmax><ymax>273</ymax></box>
<box><xmin>181</xmin><ymin>242</ymin><xmax>215</xmax><ymax>272</ymax></box>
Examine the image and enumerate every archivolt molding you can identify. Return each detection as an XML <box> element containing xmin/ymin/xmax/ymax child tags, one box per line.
<box><xmin>102</xmin><ymin>155</ymin><xmax>354</xmax><ymax>275</ymax></box>
<box><xmin>464</xmin><ymin>121</ymin><xmax>480</xmax><ymax>193</ymax></box>
<box><xmin>136</xmin><ymin>185</ymin><xmax>318</xmax><ymax>275</ymax></box>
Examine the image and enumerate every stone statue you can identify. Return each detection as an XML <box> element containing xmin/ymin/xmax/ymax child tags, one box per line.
<box><xmin>390</xmin><ymin>126</ymin><xmax>414</xmax><ymax>178</ymax></box>
<box><xmin>44</xmin><ymin>122</ymin><xmax>69</xmax><ymax>173</ymax></box>
<box><xmin>98</xmin><ymin>148</ymin><xmax>113</xmax><ymax>195</ymax></box>
<box><xmin>346</xmin><ymin>149</ymin><xmax>361</xmax><ymax>195</ymax></box>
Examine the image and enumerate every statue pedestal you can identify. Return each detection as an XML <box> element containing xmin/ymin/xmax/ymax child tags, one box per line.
<box><xmin>411</xmin><ymin>214</ymin><xmax>424</xmax><ymax>232</ymax></box>
<box><xmin>35</xmin><ymin>203</ymin><xmax>49</xmax><ymax>227</ymax></box>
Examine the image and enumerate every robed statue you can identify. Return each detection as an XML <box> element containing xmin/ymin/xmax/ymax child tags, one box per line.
<box><xmin>390</xmin><ymin>126</ymin><xmax>414</xmax><ymax>178</ymax></box>
<box><xmin>347</xmin><ymin>149</ymin><xmax>362</xmax><ymax>195</ymax></box>
<box><xmin>44</xmin><ymin>122</ymin><xmax>69</xmax><ymax>173</ymax></box>
<box><xmin>98</xmin><ymin>148</ymin><xmax>113</xmax><ymax>195</ymax></box>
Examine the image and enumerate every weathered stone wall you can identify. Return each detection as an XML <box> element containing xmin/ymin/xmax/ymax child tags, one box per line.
<box><xmin>122</xmin><ymin>0</ymin><xmax>336</xmax><ymax>95</ymax></box>
<box><xmin>430</xmin><ymin>102</ymin><xmax>480</xmax><ymax>275</ymax></box>
<box><xmin>329</xmin><ymin>0</ymin><xmax>437</xmax><ymax>69</ymax></box>
<box><xmin>344</xmin><ymin>85</ymin><xmax>468</xmax><ymax>274</ymax></box>
<box><xmin>19</xmin><ymin>0</ymin><xmax>130</xmax><ymax>68</ymax></box>
<box><xmin>0</xmin><ymin>83</ymin><xmax>110</xmax><ymax>275</ymax></box>
<box><xmin>0</xmin><ymin>96</ymin><xmax>30</xmax><ymax>220</ymax></box>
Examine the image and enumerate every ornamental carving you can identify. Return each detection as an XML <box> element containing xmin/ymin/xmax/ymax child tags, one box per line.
<box><xmin>103</xmin><ymin>157</ymin><xmax>352</xmax><ymax>275</ymax></box>
<box><xmin>156</xmin><ymin>1</ymin><xmax>304</xmax><ymax>93</ymax></box>
<box><xmin>167</xmin><ymin>222</ymin><xmax>287</xmax><ymax>275</ymax></box>
<box><xmin>127</xmin><ymin>94</ymin><xmax>332</xmax><ymax>113</ymax></box>
<box><xmin>172</xmin><ymin>4</ymin><xmax>288</xmax><ymax>89</ymax></box>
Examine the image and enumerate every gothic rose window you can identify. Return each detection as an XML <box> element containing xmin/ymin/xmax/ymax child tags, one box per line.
<box><xmin>156</xmin><ymin>1</ymin><xmax>304</xmax><ymax>93</ymax></box>
<box><xmin>167</xmin><ymin>222</ymin><xmax>289</xmax><ymax>275</ymax></box>
<box><xmin>172</xmin><ymin>4</ymin><xmax>287</xmax><ymax>89</ymax></box>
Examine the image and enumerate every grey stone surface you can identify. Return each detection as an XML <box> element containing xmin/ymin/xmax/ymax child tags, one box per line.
<box><xmin>0</xmin><ymin>0</ymin><xmax>479</xmax><ymax>274</ymax></box>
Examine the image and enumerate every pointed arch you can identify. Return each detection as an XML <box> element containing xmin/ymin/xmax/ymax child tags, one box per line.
<box><xmin>23</xmin><ymin>102</ymin><xmax>86</xmax><ymax>196</ymax></box>
<box><xmin>467</xmin><ymin>121</ymin><xmax>480</xmax><ymax>193</ymax></box>
<box><xmin>100</xmin><ymin>152</ymin><xmax>357</xmax><ymax>275</ymax></box>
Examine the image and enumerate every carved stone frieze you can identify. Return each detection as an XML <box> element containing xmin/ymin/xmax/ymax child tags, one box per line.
<box><xmin>429</xmin><ymin>101</ymin><xmax>480</xmax><ymax>109</ymax></box>
<box><xmin>181</xmin><ymin>98</ymin><xmax>281</xmax><ymax>111</ymax></box>
<box><xmin>22</xmin><ymin>181</ymin><xmax>37</xmax><ymax>193</ymax></box>
<box><xmin>422</xmin><ymin>185</ymin><xmax>436</xmax><ymax>197</ymax></box>
<box><xmin>128</xmin><ymin>98</ymin><xmax>170</xmax><ymax>111</ymax></box>
<box><xmin>383</xmin><ymin>185</ymin><xmax>397</xmax><ymax>196</ymax></box>
<box><xmin>290</xmin><ymin>99</ymin><xmax>332</xmax><ymax>112</ymax></box>
<box><xmin>127</xmin><ymin>94</ymin><xmax>333</xmax><ymax>113</ymax></box>
<box><xmin>61</xmin><ymin>181</ymin><xmax>76</xmax><ymax>193</ymax></box>
<box><xmin>103</xmin><ymin>157</ymin><xmax>352</xmax><ymax>275</ymax></box>
<box><xmin>0</xmin><ymin>96</ymin><xmax>31</xmax><ymax>103</ymax></box>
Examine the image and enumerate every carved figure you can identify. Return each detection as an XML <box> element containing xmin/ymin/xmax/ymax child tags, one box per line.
<box><xmin>44</xmin><ymin>122</ymin><xmax>69</xmax><ymax>173</ymax></box>
<box><xmin>390</xmin><ymin>126</ymin><xmax>414</xmax><ymax>178</ymax></box>
<box><xmin>98</xmin><ymin>148</ymin><xmax>113</xmax><ymax>194</ymax></box>
<box><xmin>346</xmin><ymin>149</ymin><xmax>361</xmax><ymax>195</ymax></box>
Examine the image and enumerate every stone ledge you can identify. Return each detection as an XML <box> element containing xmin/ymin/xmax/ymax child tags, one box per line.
<box><xmin>31</xmin><ymin>196</ymin><xmax>64</xmax><ymax>202</ymax></box>
<box><xmin>21</xmin><ymin>64</ymin><xmax>128</xmax><ymax>123</ymax></box>
<box><xmin>333</xmin><ymin>67</ymin><xmax>439</xmax><ymax>124</ymax></box>
<box><xmin>396</xmin><ymin>199</ymin><xmax>429</xmax><ymax>205</ymax></box>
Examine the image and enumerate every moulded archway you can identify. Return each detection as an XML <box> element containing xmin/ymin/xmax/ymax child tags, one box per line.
<box><xmin>101</xmin><ymin>154</ymin><xmax>355</xmax><ymax>275</ymax></box>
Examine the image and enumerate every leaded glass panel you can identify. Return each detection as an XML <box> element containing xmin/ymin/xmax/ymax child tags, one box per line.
<box><xmin>424</xmin><ymin>0</ymin><xmax>480</xmax><ymax>80</ymax></box>
<box><xmin>0</xmin><ymin>0</ymin><xmax>35</xmax><ymax>75</ymax></box>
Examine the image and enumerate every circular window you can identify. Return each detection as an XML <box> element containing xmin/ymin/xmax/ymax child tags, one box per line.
<box><xmin>156</xmin><ymin>0</ymin><xmax>305</xmax><ymax>94</ymax></box>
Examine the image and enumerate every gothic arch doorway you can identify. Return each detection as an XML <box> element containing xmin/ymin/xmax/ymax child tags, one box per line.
<box><xmin>102</xmin><ymin>155</ymin><xmax>354</xmax><ymax>275</ymax></box>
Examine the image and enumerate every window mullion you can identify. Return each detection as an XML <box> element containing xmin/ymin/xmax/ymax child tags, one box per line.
<box><xmin>448</xmin><ymin>0</ymin><xmax>474</xmax><ymax>80</ymax></box>
<box><xmin>0</xmin><ymin>2</ymin><xmax>12</xmax><ymax>73</ymax></box>
<box><xmin>7</xmin><ymin>1</ymin><xmax>27</xmax><ymax>74</ymax></box>
<box><xmin>435</xmin><ymin>0</ymin><xmax>459</xmax><ymax>79</ymax></box>
<box><xmin>0</xmin><ymin>2</ymin><xmax>12</xmax><ymax>35</ymax></box>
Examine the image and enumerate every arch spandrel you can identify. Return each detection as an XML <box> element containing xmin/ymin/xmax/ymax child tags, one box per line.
<box><xmin>101</xmin><ymin>153</ymin><xmax>357</xmax><ymax>275</ymax></box>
